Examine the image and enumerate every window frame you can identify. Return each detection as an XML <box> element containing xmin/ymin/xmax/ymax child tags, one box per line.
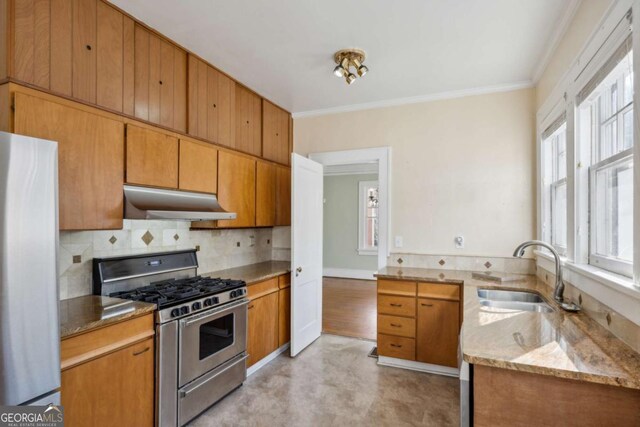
<box><xmin>535</xmin><ymin>0</ymin><xmax>640</xmax><ymax>325</ymax></box>
<box><xmin>357</xmin><ymin>180</ymin><xmax>379</xmax><ymax>256</ymax></box>
<box><xmin>542</xmin><ymin>122</ymin><xmax>569</xmax><ymax>254</ymax></box>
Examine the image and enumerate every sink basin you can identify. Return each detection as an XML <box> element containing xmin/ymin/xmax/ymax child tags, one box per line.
<box><xmin>477</xmin><ymin>289</ymin><xmax>553</xmax><ymax>313</ymax></box>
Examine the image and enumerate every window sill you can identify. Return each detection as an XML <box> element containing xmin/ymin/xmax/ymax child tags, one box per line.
<box><xmin>357</xmin><ymin>249</ymin><xmax>378</xmax><ymax>256</ymax></box>
<box><xmin>535</xmin><ymin>250</ymin><xmax>640</xmax><ymax>301</ymax></box>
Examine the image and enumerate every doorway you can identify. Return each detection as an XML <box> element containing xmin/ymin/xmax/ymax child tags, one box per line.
<box><xmin>308</xmin><ymin>148</ymin><xmax>390</xmax><ymax>341</ymax></box>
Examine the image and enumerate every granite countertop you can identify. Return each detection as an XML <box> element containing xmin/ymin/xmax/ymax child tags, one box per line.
<box><xmin>202</xmin><ymin>261</ymin><xmax>290</xmax><ymax>285</ymax></box>
<box><xmin>60</xmin><ymin>295</ymin><xmax>156</xmax><ymax>339</ymax></box>
<box><xmin>376</xmin><ymin>267</ymin><xmax>640</xmax><ymax>390</ymax></box>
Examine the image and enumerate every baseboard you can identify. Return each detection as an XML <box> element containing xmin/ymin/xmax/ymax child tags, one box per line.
<box><xmin>323</xmin><ymin>268</ymin><xmax>376</xmax><ymax>280</ymax></box>
<box><xmin>377</xmin><ymin>355</ymin><xmax>460</xmax><ymax>378</ymax></box>
<box><xmin>246</xmin><ymin>343</ymin><xmax>290</xmax><ymax>377</ymax></box>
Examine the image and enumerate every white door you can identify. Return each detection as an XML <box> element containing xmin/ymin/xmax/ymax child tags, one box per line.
<box><xmin>290</xmin><ymin>153</ymin><xmax>324</xmax><ymax>356</ymax></box>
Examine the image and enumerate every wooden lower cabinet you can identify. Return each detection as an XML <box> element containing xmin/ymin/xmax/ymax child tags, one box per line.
<box><xmin>474</xmin><ymin>365</ymin><xmax>640</xmax><ymax>427</ymax></box>
<box><xmin>416</xmin><ymin>298</ymin><xmax>459</xmax><ymax>367</ymax></box>
<box><xmin>278</xmin><ymin>286</ymin><xmax>291</xmax><ymax>347</ymax></box>
<box><xmin>12</xmin><ymin>90</ymin><xmax>124</xmax><ymax>230</ymax></box>
<box><xmin>247</xmin><ymin>290</ymin><xmax>279</xmax><ymax>367</ymax></box>
<box><xmin>377</xmin><ymin>278</ymin><xmax>461</xmax><ymax>367</ymax></box>
<box><xmin>61</xmin><ymin>313</ymin><xmax>154</xmax><ymax>427</ymax></box>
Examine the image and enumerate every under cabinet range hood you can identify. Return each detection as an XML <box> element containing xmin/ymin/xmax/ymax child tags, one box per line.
<box><xmin>124</xmin><ymin>185</ymin><xmax>236</xmax><ymax>221</ymax></box>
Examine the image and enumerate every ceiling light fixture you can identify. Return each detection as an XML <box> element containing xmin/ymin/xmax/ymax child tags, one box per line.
<box><xmin>333</xmin><ymin>49</ymin><xmax>369</xmax><ymax>85</ymax></box>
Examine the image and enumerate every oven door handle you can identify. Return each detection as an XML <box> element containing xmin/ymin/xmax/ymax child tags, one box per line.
<box><xmin>180</xmin><ymin>298</ymin><xmax>249</xmax><ymax>327</ymax></box>
<box><xmin>179</xmin><ymin>354</ymin><xmax>249</xmax><ymax>398</ymax></box>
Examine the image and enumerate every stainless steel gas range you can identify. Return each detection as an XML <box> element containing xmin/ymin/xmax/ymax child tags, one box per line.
<box><xmin>93</xmin><ymin>250</ymin><xmax>248</xmax><ymax>427</ymax></box>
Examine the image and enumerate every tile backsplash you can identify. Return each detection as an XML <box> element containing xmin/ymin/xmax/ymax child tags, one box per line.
<box><xmin>386</xmin><ymin>252</ymin><xmax>535</xmax><ymax>274</ymax></box>
<box><xmin>59</xmin><ymin>220</ymin><xmax>291</xmax><ymax>300</ymax></box>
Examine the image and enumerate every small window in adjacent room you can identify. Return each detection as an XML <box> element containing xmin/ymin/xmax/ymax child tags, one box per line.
<box><xmin>542</xmin><ymin>118</ymin><xmax>567</xmax><ymax>254</ymax></box>
<box><xmin>358</xmin><ymin>181</ymin><xmax>379</xmax><ymax>255</ymax></box>
<box><xmin>577</xmin><ymin>37</ymin><xmax>633</xmax><ymax>277</ymax></box>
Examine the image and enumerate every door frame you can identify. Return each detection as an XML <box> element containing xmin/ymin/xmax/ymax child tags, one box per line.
<box><xmin>309</xmin><ymin>147</ymin><xmax>391</xmax><ymax>270</ymax></box>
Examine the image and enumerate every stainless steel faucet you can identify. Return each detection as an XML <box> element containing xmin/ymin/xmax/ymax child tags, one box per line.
<box><xmin>513</xmin><ymin>240</ymin><xmax>565</xmax><ymax>302</ymax></box>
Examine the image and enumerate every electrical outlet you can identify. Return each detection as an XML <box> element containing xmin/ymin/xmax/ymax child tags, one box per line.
<box><xmin>395</xmin><ymin>236</ymin><xmax>403</xmax><ymax>248</ymax></box>
<box><xmin>249</xmin><ymin>235</ymin><xmax>255</xmax><ymax>247</ymax></box>
<box><xmin>455</xmin><ymin>236</ymin><xmax>464</xmax><ymax>249</ymax></box>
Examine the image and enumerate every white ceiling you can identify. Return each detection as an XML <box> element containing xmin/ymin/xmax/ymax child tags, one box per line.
<box><xmin>110</xmin><ymin>0</ymin><xmax>573</xmax><ymax>114</ymax></box>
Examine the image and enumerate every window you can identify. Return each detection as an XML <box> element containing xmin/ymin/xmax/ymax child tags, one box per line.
<box><xmin>358</xmin><ymin>181</ymin><xmax>378</xmax><ymax>255</ymax></box>
<box><xmin>577</xmin><ymin>40</ymin><xmax>633</xmax><ymax>277</ymax></box>
<box><xmin>542</xmin><ymin>120</ymin><xmax>568</xmax><ymax>253</ymax></box>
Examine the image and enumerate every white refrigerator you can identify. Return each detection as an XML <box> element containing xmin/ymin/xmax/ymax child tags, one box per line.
<box><xmin>0</xmin><ymin>131</ymin><xmax>61</xmax><ymax>406</ymax></box>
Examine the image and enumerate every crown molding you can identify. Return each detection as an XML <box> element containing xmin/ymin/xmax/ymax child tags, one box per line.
<box><xmin>531</xmin><ymin>0</ymin><xmax>583</xmax><ymax>83</ymax></box>
<box><xmin>292</xmin><ymin>80</ymin><xmax>534</xmax><ymax>119</ymax></box>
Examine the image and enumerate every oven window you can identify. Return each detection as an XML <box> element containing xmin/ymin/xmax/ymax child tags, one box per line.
<box><xmin>199</xmin><ymin>313</ymin><xmax>234</xmax><ymax>360</ymax></box>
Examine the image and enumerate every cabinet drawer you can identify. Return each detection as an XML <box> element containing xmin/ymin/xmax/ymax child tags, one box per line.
<box><xmin>278</xmin><ymin>273</ymin><xmax>291</xmax><ymax>289</ymax></box>
<box><xmin>377</xmin><ymin>295</ymin><xmax>416</xmax><ymax>317</ymax></box>
<box><xmin>417</xmin><ymin>282</ymin><xmax>460</xmax><ymax>301</ymax></box>
<box><xmin>61</xmin><ymin>313</ymin><xmax>154</xmax><ymax>370</ymax></box>
<box><xmin>377</xmin><ymin>279</ymin><xmax>416</xmax><ymax>296</ymax></box>
<box><xmin>248</xmin><ymin>277</ymin><xmax>279</xmax><ymax>300</ymax></box>
<box><xmin>378</xmin><ymin>315</ymin><xmax>415</xmax><ymax>338</ymax></box>
<box><xmin>377</xmin><ymin>334</ymin><xmax>415</xmax><ymax>360</ymax></box>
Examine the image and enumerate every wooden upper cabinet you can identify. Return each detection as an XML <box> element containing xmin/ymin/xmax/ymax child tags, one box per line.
<box><xmin>275</xmin><ymin>166</ymin><xmax>291</xmax><ymax>226</ymax></box>
<box><xmin>72</xmin><ymin>0</ymin><xmax>97</xmax><ymax>104</ymax></box>
<box><xmin>187</xmin><ymin>55</ymin><xmax>236</xmax><ymax>148</ymax></box>
<box><xmin>416</xmin><ymin>298</ymin><xmax>460</xmax><ymax>368</ymax></box>
<box><xmin>235</xmin><ymin>85</ymin><xmax>261</xmax><ymax>156</ymax></box>
<box><xmin>134</xmin><ymin>24</ymin><xmax>187</xmax><ymax>132</ymax></box>
<box><xmin>50</xmin><ymin>0</ymin><xmax>73</xmax><ymax>95</ymax></box>
<box><xmin>216</xmin><ymin>150</ymin><xmax>256</xmax><ymax>228</ymax></box>
<box><xmin>262</xmin><ymin>100</ymin><xmax>290</xmax><ymax>165</ymax></box>
<box><xmin>96</xmin><ymin>0</ymin><xmax>124</xmax><ymax>112</ymax></box>
<box><xmin>256</xmin><ymin>161</ymin><xmax>276</xmax><ymax>227</ymax></box>
<box><xmin>178</xmin><ymin>139</ymin><xmax>217</xmax><ymax>194</ymax></box>
<box><xmin>13</xmin><ymin>92</ymin><xmax>124</xmax><ymax>230</ymax></box>
<box><xmin>10</xmin><ymin>0</ymin><xmax>51</xmax><ymax>88</ymax></box>
<box><xmin>126</xmin><ymin>124</ymin><xmax>179</xmax><ymax>189</ymax></box>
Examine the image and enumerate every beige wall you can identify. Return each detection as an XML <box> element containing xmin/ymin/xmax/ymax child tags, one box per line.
<box><xmin>295</xmin><ymin>88</ymin><xmax>537</xmax><ymax>258</ymax></box>
<box><xmin>536</xmin><ymin>0</ymin><xmax>614</xmax><ymax>108</ymax></box>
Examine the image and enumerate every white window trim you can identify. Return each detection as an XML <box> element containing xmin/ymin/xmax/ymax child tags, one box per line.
<box><xmin>358</xmin><ymin>180</ymin><xmax>378</xmax><ymax>256</ymax></box>
<box><xmin>536</xmin><ymin>0</ymin><xmax>640</xmax><ymax>325</ymax></box>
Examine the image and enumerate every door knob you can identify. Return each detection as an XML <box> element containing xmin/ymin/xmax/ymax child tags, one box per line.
<box><xmin>296</xmin><ymin>266</ymin><xmax>302</xmax><ymax>277</ymax></box>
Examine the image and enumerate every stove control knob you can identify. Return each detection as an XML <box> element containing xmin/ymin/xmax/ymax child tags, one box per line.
<box><xmin>230</xmin><ymin>290</ymin><xmax>236</xmax><ymax>298</ymax></box>
<box><xmin>212</xmin><ymin>296</ymin><xmax>219</xmax><ymax>304</ymax></box>
<box><xmin>170</xmin><ymin>308</ymin><xmax>181</xmax><ymax>318</ymax></box>
<box><xmin>180</xmin><ymin>306</ymin><xmax>190</xmax><ymax>315</ymax></box>
<box><xmin>192</xmin><ymin>301</ymin><xmax>201</xmax><ymax>311</ymax></box>
<box><xmin>203</xmin><ymin>298</ymin><xmax>213</xmax><ymax>307</ymax></box>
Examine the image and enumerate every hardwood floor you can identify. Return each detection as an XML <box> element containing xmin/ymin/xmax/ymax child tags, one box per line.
<box><xmin>322</xmin><ymin>277</ymin><xmax>377</xmax><ymax>340</ymax></box>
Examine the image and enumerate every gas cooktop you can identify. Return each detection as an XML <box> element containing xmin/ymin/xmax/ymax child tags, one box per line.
<box><xmin>109</xmin><ymin>276</ymin><xmax>245</xmax><ymax>309</ymax></box>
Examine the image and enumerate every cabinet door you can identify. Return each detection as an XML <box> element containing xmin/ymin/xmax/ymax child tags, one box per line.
<box><xmin>278</xmin><ymin>287</ymin><xmax>290</xmax><ymax>347</ymax></box>
<box><xmin>178</xmin><ymin>139</ymin><xmax>217</xmax><ymax>194</ymax></box>
<box><xmin>13</xmin><ymin>92</ymin><xmax>124</xmax><ymax>230</ymax></box>
<box><xmin>50</xmin><ymin>0</ymin><xmax>73</xmax><ymax>95</ymax></box>
<box><xmin>275</xmin><ymin>166</ymin><xmax>291</xmax><ymax>226</ymax></box>
<box><xmin>256</xmin><ymin>161</ymin><xmax>276</xmax><ymax>226</ymax></box>
<box><xmin>187</xmin><ymin>55</ymin><xmax>207</xmax><ymax>139</ymax></box>
<box><xmin>216</xmin><ymin>151</ymin><xmax>255</xmax><ymax>228</ymax></box>
<box><xmin>416</xmin><ymin>298</ymin><xmax>459</xmax><ymax>367</ymax></box>
<box><xmin>247</xmin><ymin>292</ymin><xmax>279</xmax><ymax>367</ymax></box>
<box><xmin>126</xmin><ymin>124</ymin><xmax>179</xmax><ymax>189</ymax></box>
<box><xmin>72</xmin><ymin>0</ymin><xmax>97</xmax><ymax>103</ymax></box>
<box><xmin>235</xmin><ymin>85</ymin><xmax>261</xmax><ymax>156</ymax></box>
<box><xmin>208</xmin><ymin>66</ymin><xmax>236</xmax><ymax>148</ymax></box>
<box><xmin>96</xmin><ymin>1</ymin><xmax>123</xmax><ymax>112</ymax></box>
<box><xmin>11</xmin><ymin>0</ymin><xmax>51</xmax><ymax>88</ymax></box>
<box><xmin>62</xmin><ymin>338</ymin><xmax>154</xmax><ymax>427</ymax></box>
<box><xmin>262</xmin><ymin>100</ymin><xmax>289</xmax><ymax>165</ymax></box>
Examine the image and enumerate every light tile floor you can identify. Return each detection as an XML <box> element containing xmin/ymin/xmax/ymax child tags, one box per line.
<box><xmin>189</xmin><ymin>334</ymin><xmax>459</xmax><ymax>426</ymax></box>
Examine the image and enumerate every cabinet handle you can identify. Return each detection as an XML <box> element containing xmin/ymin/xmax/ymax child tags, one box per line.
<box><xmin>390</xmin><ymin>323</ymin><xmax>402</xmax><ymax>327</ymax></box>
<box><xmin>276</xmin><ymin>133</ymin><xmax>279</xmax><ymax>136</ymax></box>
<box><xmin>85</xmin><ymin>44</ymin><xmax>92</xmax><ymax>51</ymax></box>
<box><xmin>248</xmin><ymin>304</ymin><xmax>254</xmax><ymax>310</ymax></box>
<box><xmin>133</xmin><ymin>347</ymin><xmax>150</xmax><ymax>356</ymax></box>
<box><xmin>246</xmin><ymin>120</ymin><xmax>250</xmax><ymax>124</ymax></box>
<box><xmin>390</xmin><ymin>303</ymin><xmax>402</xmax><ymax>307</ymax></box>
<box><xmin>159</xmin><ymin>80</ymin><xmax>163</xmax><ymax>85</ymax></box>
<box><xmin>421</xmin><ymin>303</ymin><xmax>433</xmax><ymax>307</ymax></box>
<box><xmin>213</xmin><ymin>103</ymin><xmax>217</xmax><ymax>108</ymax></box>
<box><xmin>390</xmin><ymin>344</ymin><xmax>402</xmax><ymax>348</ymax></box>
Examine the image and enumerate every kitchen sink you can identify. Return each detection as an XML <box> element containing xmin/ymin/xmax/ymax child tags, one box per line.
<box><xmin>477</xmin><ymin>289</ymin><xmax>553</xmax><ymax>313</ymax></box>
